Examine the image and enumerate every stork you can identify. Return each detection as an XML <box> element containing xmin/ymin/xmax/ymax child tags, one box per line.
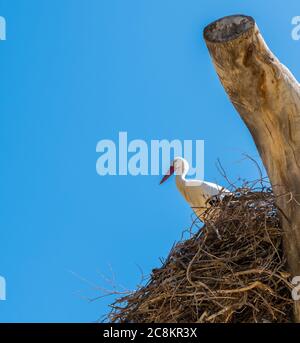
<box><xmin>160</xmin><ymin>157</ymin><xmax>230</xmax><ymax>221</ymax></box>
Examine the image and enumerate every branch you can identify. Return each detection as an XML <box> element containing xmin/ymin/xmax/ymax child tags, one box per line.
<box><xmin>204</xmin><ymin>15</ymin><xmax>300</xmax><ymax>195</ymax></box>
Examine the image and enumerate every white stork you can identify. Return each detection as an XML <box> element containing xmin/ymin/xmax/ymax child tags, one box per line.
<box><xmin>160</xmin><ymin>157</ymin><xmax>230</xmax><ymax>221</ymax></box>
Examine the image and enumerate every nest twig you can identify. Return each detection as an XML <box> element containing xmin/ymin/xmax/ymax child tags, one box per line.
<box><xmin>107</xmin><ymin>185</ymin><xmax>294</xmax><ymax>323</ymax></box>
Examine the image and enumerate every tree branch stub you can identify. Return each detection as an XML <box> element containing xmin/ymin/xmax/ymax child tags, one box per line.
<box><xmin>204</xmin><ymin>14</ymin><xmax>300</xmax><ymax>322</ymax></box>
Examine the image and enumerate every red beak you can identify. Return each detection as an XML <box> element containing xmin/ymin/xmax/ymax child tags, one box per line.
<box><xmin>159</xmin><ymin>165</ymin><xmax>175</xmax><ymax>184</ymax></box>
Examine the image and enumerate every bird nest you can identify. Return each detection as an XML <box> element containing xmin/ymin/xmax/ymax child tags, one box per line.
<box><xmin>107</xmin><ymin>187</ymin><xmax>294</xmax><ymax>323</ymax></box>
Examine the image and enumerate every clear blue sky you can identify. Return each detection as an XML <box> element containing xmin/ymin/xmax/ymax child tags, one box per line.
<box><xmin>0</xmin><ymin>0</ymin><xmax>299</xmax><ymax>322</ymax></box>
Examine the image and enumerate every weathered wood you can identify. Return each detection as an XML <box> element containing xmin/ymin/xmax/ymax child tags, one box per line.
<box><xmin>204</xmin><ymin>14</ymin><xmax>300</xmax><ymax>322</ymax></box>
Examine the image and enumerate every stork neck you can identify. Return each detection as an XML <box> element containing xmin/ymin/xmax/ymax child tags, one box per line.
<box><xmin>182</xmin><ymin>164</ymin><xmax>189</xmax><ymax>179</ymax></box>
<box><xmin>176</xmin><ymin>169</ymin><xmax>188</xmax><ymax>182</ymax></box>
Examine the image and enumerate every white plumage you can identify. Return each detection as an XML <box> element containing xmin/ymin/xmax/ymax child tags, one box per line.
<box><xmin>160</xmin><ymin>157</ymin><xmax>230</xmax><ymax>221</ymax></box>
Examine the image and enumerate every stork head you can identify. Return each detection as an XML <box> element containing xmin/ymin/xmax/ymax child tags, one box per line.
<box><xmin>159</xmin><ymin>157</ymin><xmax>189</xmax><ymax>184</ymax></box>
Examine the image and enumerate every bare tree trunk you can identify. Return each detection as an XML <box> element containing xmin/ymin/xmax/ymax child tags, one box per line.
<box><xmin>203</xmin><ymin>14</ymin><xmax>300</xmax><ymax>322</ymax></box>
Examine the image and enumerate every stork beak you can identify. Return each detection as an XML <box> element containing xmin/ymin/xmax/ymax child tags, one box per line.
<box><xmin>159</xmin><ymin>165</ymin><xmax>175</xmax><ymax>184</ymax></box>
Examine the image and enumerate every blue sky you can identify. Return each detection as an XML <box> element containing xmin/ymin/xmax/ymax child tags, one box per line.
<box><xmin>0</xmin><ymin>0</ymin><xmax>299</xmax><ymax>322</ymax></box>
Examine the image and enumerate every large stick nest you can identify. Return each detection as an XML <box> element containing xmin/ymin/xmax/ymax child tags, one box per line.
<box><xmin>107</xmin><ymin>187</ymin><xmax>294</xmax><ymax>323</ymax></box>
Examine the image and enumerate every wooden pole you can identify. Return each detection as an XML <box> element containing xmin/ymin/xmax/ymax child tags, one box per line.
<box><xmin>203</xmin><ymin>14</ymin><xmax>300</xmax><ymax>322</ymax></box>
